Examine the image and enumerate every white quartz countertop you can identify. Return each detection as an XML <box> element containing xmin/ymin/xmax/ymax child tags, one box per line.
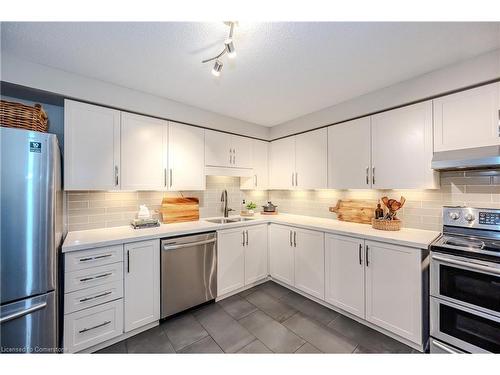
<box><xmin>62</xmin><ymin>213</ymin><xmax>439</xmax><ymax>252</ymax></box>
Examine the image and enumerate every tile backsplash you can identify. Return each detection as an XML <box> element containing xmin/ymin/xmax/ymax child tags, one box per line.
<box><xmin>66</xmin><ymin>170</ymin><xmax>499</xmax><ymax>233</ymax></box>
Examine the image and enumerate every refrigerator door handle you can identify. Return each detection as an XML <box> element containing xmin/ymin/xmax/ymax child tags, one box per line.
<box><xmin>0</xmin><ymin>302</ymin><xmax>47</xmax><ymax>324</ymax></box>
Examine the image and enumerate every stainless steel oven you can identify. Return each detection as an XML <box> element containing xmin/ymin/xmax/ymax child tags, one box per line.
<box><xmin>429</xmin><ymin>206</ymin><xmax>500</xmax><ymax>353</ymax></box>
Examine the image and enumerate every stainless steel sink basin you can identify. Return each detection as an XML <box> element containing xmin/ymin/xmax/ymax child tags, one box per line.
<box><xmin>205</xmin><ymin>217</ymin><xmax>254</xmax><ymax>224</ymax></box>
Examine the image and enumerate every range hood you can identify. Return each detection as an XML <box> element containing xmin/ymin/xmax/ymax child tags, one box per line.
<box><xmin>431</xmin><ymin>145</ymin><xmax>500</xmax><ymax>171</ymax></box>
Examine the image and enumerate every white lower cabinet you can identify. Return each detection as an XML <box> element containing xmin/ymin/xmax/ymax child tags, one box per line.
<box><xmin>124</xmin><ymin>240</ymin><xmax>160</xmax><ymax>332</ymax></box>
<box><xmin>293</xmin><ymin>228</ymin><xmax>325</xmax><ymax>299</ymax></box>
<box><xmin>269</xmin><ymin>224</ymin><xmax>295</xmax><ymax>285</ymax></box>
<box><xmin>364</xmin><ymin>240</ymin><xmax>422</xmax><ymax>344</ymax></box>
<box><xmin>325</xmin><ymin>234</ymin><xmax>365</xmax><ymax>319</ymax></box>
<box><xmin>244</xmin><ymin>224</ymin><xmax>269</xmax><ymax>285</ymax></box>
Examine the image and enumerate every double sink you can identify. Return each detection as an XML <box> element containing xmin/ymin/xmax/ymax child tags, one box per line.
<box><xmin>205</xmin><ymin>217</ymin><xmax>255</xmax><ymax>224</ymax></box>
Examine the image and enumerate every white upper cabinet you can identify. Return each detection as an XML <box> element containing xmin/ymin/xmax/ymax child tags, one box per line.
<box><xmin>325</xmin><ymin>234</ymin><xmax>365</xmax><ymax>319</ymax></box>
<box><xmin>328</xmin><ymin>117</ymin><xmax>371</xmax><ymax>189</ymax></box>
<box><xmin>269</xmin><ymin>137</ymin><xmax>296</xmax><ymax>189</ymax></box>
<box><xmin>64</xmin><ymin>100</ymin><xmax>121</xmax><ymax>190</ymax></box>
<box><xmin>433</xmin><ymin>82</ymin><xmax>500</xmax><ymax>152</ymax></box>
<box><xmin>364</xmin><ymin>240</ymin><xmax>422</xmax><ymax>345</ymax></box>
<box><xmin>168</xmin><ymin>122</ymin><xmax>205</xmax><ymax>191</ymax></box>
<box><xmin>124</xmin><ymin>240</ymin><xmax>160</xmax><ymax>333</ymax></box>
<box><xmin>295</xmin><ymin>129</ymin><xmax>328</xmax><ymax>189</ymax></box>
<box><xmin>371</xmin><ymin>100</ymin><xmax>438</xmax><ymax>189</ymax></box>
<box><xmin>121</xmin><ymin>113</ymin><xmax>167</xmax><ymax>191</ymax></box>
<box><xmin>240</xmin><ymin>140</ymin><xmax>269</xmax><ymax>190</ymax></box>
<box><xmin>205</xmin><ymin>129</ymin><xmax>252</xmax><ymax>169</ymax></box>
<box><xmin>269</xmin><ymin>224</ymin><xmax>295</xmax><ymax>286</ymax></box>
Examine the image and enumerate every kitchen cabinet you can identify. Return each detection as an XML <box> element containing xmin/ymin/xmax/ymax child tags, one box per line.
<box><xmin>269</xmin><ymin>224</ymin><xmax>295</xmax><ymax>285</ymax></box>
<box><xmin>325</xmin><ymin>234</ymin><xmax>365</xmax><ymax>319</ymax></box>
<box><xmin>293</xmin><ymin>227</ymin><xmax>325</xmax><ymax>299</ymax></box>
<box><xmin>433</xmin><ymin>82</ymin><xmax>500</xmax><ymax>152</ymax></box>
<box><xmin>269</xmin><ymin>137</ymin><xmax>296</xmax><ymax>189</ymax></box>
<box><xmin>364</xmin><ymin>240</ymin><xmax>422</xmax><ymax>344</ymax></box>
<box><xmin>120</xmin><ymin>112</ymin><xmax>167</xmax><ymax>190</ymax></box>
<box><xmin>217</xmin><ymin>227</ymin><xmax>246</xmax><ymax>296</ymax></box>
<box><xmin>371</xmin><ymin>100</ymin><xmax>438</xmax><ymax>189</ymax></box>
<box><xmin>244</xmin><ymin>224</ymin><xmax>269</xmax><ymax>285</ymax></box>
<box><xmin>124</xmin><ymin>240</ymin><xmax>160</xmax><ymax>332</ymax></box>
<box><xmin>241</xmin><ymin>140</ymin><xmax>269</xmax><ymax>190</ymax></box>
<box><xmin>328</xmin><ymin>117</ymin><xmax>372</xmax><ymax>189</ymax></box>
<box><xmin>168</xmin><ymin>122</ymin><xmax>205</xmax><ymax>190</ymax></box>
<box><xmin>295</xmin><ymin>128</ymin><xmax>328</xmax><ymax>189</ymax></box>
<box><xmin>205</xmin><ymin>129</ymin><xmax>252</xmax><ymax>169</ymax></box>
<box><xmin>64</xmin><ymin>99</ymin><xmax>121</xmax><ymax>190</ymax></box>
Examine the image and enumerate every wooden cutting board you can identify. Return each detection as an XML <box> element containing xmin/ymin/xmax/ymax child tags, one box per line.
<box><xmin>160</xmin><ymin>197</ymin><xmax>199</xmax><ymax>224</ymax></box>
<box><xmin>329</xmin><ymin>199</ymin><xmax>376</xmax><ymax>224</ymax></box>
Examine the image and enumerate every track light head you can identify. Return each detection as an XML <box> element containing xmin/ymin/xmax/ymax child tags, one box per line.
<box><xmin>225</xmin><ymin>38</ymin><xmax>236</xmax><ymax>58</ymax></box>
<box><xmin>212</xmin><ymin>60</ymin><xmax>223</xmax><ymax>77</ymax></box>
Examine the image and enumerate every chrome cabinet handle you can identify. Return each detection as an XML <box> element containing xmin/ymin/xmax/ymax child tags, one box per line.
<box><xmin>79</xmin><ymin>291</ymin><xmax>112</xmax><ymax>303</ymax></box>
<box><xmin>254</xmin><ymin>174</ymin><xmax>257</xmax><ymax>187</ymax></box>
<box><xmin>79</xmin><ymin>254</ymin><xmax>112</xmax><ymax>263</ymax></box>
<box><xmin>233</xmin><ymin>149</ymin><xmax>236</xmax><ymax>165</ymax></box>
<box><xmin>79</xmin><ymin>272</ymin><xmax>112</xmax><ymax>283</ymax></box>
<box><xmin>242</xmin><ymin>231</ymin><xmax>245</xmax><ymax>246</ymax></box>
<box><xmin>164</xmin><ymin>168</ymin><xmax>167</xmax><ymax>187</ymax></box>
<box><xmin>0</xmin><ymin>302</ymin><xmax>47</xmax><ymax>324</ymax></box>
<box><xmin>114</xmin><ymin>166</ymin><xmax>119</xmax><ymax>186</ymax></box>
<box><xmin>365</xmin><ymin>245</ymin><xmax>369</xmax><ymax>266</ymax></box>
<box><xmin>359</xmin><ymin>244</ymin><xmax>362</xmax><ymax>265</ymax></box>
<box><xmin>366</xmin><ymin>167</ymin><xmax>369</xmax><ymax>185</ymax></box>
<box><xmin>127</xmin><ymin>250</ymin><xmax>130</xmax><ymax>273</ymax></box>
<box><xmin>246</xmin><ymin>230</ymin><xmax>249</xmax><ymax>246</ymax></box>
<box><xmin>289</xmin><ymin>230</ymin><xmax>293</xmax><ymax>246</ymax></box>
<box><xmin>295</xmin><ymin>172</ymin><xmax>298</xmax><ymax>187</ymax></box>
<box><xmin>229</xmin><ymin>148</ymin><xmax>232</xmax><ymax>164</ymax></box>
<box><xmin>372</xmin><ymin>167</ymin><xmax>375</xmax><ymax>185</ymax></box>
<box><xmin>291</xmin><ymin>173</ymin><xmax>294</xmax><ymax>187</ymax></box>
<box><xmin>78</xmin><ymin>320</ymin><xmax>111</xmax><ymax>334</ymax></box>
<box><xmin>169</xmin><ymin>169</ymin><xmax>173</xmax><ymax>188</ymax></box>
<box><xmin>293</xmin><ymin>231</ymin><xmax>297</xmax><ymax>247</ymax></box>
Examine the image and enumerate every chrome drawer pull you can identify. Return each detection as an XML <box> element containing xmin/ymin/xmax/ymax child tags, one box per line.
<box><xmin>79</xmin><ymin>272</ymin><xmax>112</xmax><ymax>283</ymax></box>
<box><xmin>78</xmin><ymin>320</ymin><xmax>111</xmax><ymax>334</ymax></box>
<box><xmin>79</xmin><ymin>254</ymin><xmax>112</xmax><ymax>262</ymax></box>
<box><xmin>79</xmin><ymin>291</ymin><xmax>113</xmax><ymax>303</ymax></box>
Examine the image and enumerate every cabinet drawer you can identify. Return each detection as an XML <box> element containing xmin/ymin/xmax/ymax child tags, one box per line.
<box><xmin>64</xmin><ymin>299</ymin><xmax>123</xmax><ymax>353</ymax></box>
<box><xmin>65</xmin><ymin>263</ymin><xmax>123</xmax><ymax>293</ymax></box>
<box><xmin>64</xmin><ymin>281</ymin><xmax>123</xmax><ymax>314</ymax></box>
<box><xmin>65</xmin><ymin>245</ymin><xmax>123</xmax><ymax>272</ymax></box>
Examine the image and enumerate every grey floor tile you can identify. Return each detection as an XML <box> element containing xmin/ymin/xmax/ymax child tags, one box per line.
<box><xmin>239</xmin><ymin>285</ymin><xmax>260</xmax><ymax>298</ymax></box>
<box><xmin>239</xmin><ymin>310</ymin><xmax>305</xmax><ymax>353</ymax></box>
<box><xmin>283</xmin><ymin>313</ymin><xmax>357</xmax><ymax>353</ymax></box>
<box><xmin>237</xmin><ymin>339</ymin><xmax>273</xmax><ymax>353</ymax></box>
<box><xmin>295</xmin><ymin>299</ymin><xmax>339</xmax><ymax>326</ymax></box>
<box><xmin>179</xmin><ymin>336</ymin><xmax>224</xmax><ymax>353</ymax></box>
<box><xmin>218</xmin><ymin>294</ymin><xmax>257</xmax><ymax>320</ymax></box>
<box><xmin>327</xmin><ymin>315</ymin><xmax>413</xmax><ymax>354</ymax></box>
<box><xmin>162</xmin><ymin>313</ymin><xmax>209</xmax><ymax>351</ymax></box>
<box><xmin>194</xmin><ymin>303</ymin><xmax>255</xmax><ymax>353</ymax></box>
<box><xmin>126</xmin><ymin>326</ymin><xmax>175</xmax><ymax>353</ymax></box>
<box><xmin>295</xmin><ymin>343</ymin><xmax>321</xmax><ymax>353</ymax></box>
<box><xmin>95</xmin><ymin>340</ymin><xmax>127</xmax><ymax>353</ymax></box>
<box><xmin>279</xmin><ymin>290</ymin><xmax>308</xmax><ymax>308</ymax></box>
<box><xmin>245</xmin><ymin>290</ymin><xmax>297</xmax><ymax>322</ymax></box>
<box><xmin>258</xmin><ymin>281</ymin><xmax>292</xmax><ymax>299</ymax></box>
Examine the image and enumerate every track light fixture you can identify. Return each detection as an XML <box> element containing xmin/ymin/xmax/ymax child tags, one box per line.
<box><xmin>202</xmin><ymin>22</ymin><xmax>237</xmax><ymax>76</ymax></box>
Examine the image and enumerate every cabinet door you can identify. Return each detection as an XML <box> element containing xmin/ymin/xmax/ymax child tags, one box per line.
<box><xmin>124</xmin><ymin>240</ymin><xmax>160</xmax><ymax>332</ymax></box>
<box><xmin>217</xmin><ymin>228</ymin><xmax>245</xmax><ymax>296</ymax></box>
<box><xmin>168</xmin><ymin>122</ymin><xmax>205</xmax><ymax>190</ymax></box>
<box><xmin>371</xmin><ymin>100</ymin><xmax>437</xmax><ymax>189</ymax></box>
<box><xmin>269</xmin><ymin>137</ymin><xmax>295</xmax><ymax>189</ymax></box>
<box><xmin>121</xmin><ymin>113</ymin><xmax>167</xmax><ymax>190</ymax></box>
<box><xmin>293</xmin><ymin>228</ymin><xmax>325</xmax><ymax>299</ymax></box>
<box><xmin>232</xmin><ymin>135</ymin><xmax>253</xmax><ymax>169</ymax></box>
<box><xmin>434</xmin><ymin>82</ymin><xmax>500</xmax><ymax>152</ymax></box>
<box><xmin>295</xmin><ymin>129</ymin><xmax>328</xmax><ymax>189</ymax></box>
<box><xmin>205</xmin><ymin>129</ymin><xmax>232</xmax><ymax>168</ymax></box>
<box><xmin>269</xmin><ymin>224</ymin><xmax>294</xmax><ymax>286</ymax></box>
<box><xmin>244</xmin><ymin>224</ymin><xmax>268</xmax><ymax>285</ymax></box>
<box><xmin>328</xmin><ymin>117</ymin><xmax>371</xmax><ymax>189</ymax></box>
<box><xmin>64</xmin><ymin>100</ymin><xmax>120</xmax><ymax>190</ymax></box>
<box><xmin>325</xmin><ymin>234</ymin><xmax>365</xmax><ymax>318</ymax></box>
<box><xmin>365</xmin><ymin>240</ymin><xmax>422</xmax><ymax>344</ymax></box>
<box><xmin>241</xmin><ymin>140</ymin><xmax>269</xmax><ymax>190</ymax></box>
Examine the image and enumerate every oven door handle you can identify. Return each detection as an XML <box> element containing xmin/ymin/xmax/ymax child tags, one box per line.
<box><xmin>431</xmin><ymin>340</ymin><xmax>464</xmax><ymax>354</ymax></box>
<box><xmin>163</xmin><ymin>238</ymin><xmax>216</xmax><ymax>251</ymax></box>
<box><xmin>432</xmin><ymin>254</ymin><xmax>500</xmax><ymax>275</ymax></box>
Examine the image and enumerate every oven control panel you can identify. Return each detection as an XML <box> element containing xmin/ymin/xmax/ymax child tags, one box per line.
<box><xmin>479</xmin><ymin>212</ymin><xmax>500</xmax><ymax>226</ymax></box>
<box><xmin>443</xmin><ymin>206</ymin><xmax>500</xmax><ymax>230</ymax></box>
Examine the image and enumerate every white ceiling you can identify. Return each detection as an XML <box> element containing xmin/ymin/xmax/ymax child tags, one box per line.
<box><xmin>2</xmin><ymin>22</ymin><xmax>500</xmax><ymax>126</ymax></box>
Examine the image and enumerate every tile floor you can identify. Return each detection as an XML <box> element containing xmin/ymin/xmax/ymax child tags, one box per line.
<box><xmin>96</xmin><ymin>281</ymin><xmax>421</xmax><ymax>354</ymax></box>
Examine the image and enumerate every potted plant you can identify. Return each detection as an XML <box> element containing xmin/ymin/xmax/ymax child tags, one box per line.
<box><xmin>245</xmin><ymin>201</ymin><xmax>257</xmax><ymax>215</ymax></box>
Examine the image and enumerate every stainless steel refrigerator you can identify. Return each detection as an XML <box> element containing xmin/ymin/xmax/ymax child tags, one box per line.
<box><xmin>0</xmin><ymin>127</ymin><xmax>62</xmax><ymax>353</ymax></box>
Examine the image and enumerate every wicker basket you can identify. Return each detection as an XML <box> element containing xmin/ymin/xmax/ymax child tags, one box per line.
<box><xmin>1</xmin><ymin>100</ymin><xmax>48</xmax><ymax>132</ymax></box>
<box><xmin>372</xmin><ymin>218</ymin><xmax>402</xmax><ymax>231</ymax></box>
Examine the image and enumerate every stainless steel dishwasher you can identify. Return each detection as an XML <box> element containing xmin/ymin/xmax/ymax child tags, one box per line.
<box><xmin>160</xmin><ymin>232</ymin><xmax>217</xmax><ymax>318</ymax></box>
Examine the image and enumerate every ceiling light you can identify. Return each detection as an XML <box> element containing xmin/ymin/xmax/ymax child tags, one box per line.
<box><xmin>202</xmin><ymin>22</ymin><xmax>237</xmax><ymax>75</ymax></box>
<box><xmin>212</xmin><ymin>60</ymin><xmax>223</xmax><ymax>76</ymax></box>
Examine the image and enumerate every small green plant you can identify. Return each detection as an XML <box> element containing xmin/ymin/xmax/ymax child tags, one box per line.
<box><xmin>246</xmin><ymin>201</ymin><xmax>257</xmax><ymax>210</ymax></box>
